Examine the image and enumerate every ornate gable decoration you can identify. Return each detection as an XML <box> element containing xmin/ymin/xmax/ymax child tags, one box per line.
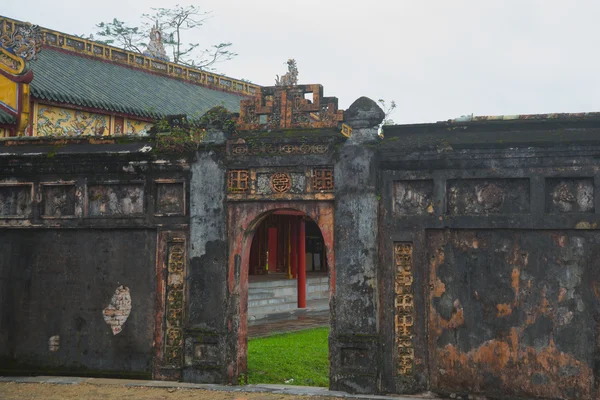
<box><xmin>0</xmin><ymin>21</ymin><xmax>42</xmax><ymax>62</ymax></box>
<box><xmin>237</xmin><ymin>84</ymin><xmax>344</xmax><ymax>131</ymax></box>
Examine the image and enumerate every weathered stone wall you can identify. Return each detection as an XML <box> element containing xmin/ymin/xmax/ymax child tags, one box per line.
<box><xmin>184</xmin><ymin>149</ymin><xmax>230</xmax><ymax>383</ymax></box>
<box><xmin>0</xmin><ymin>139</ymin><xmax>190</xmax><ymax>378</ymax></box>
<box><xmin>4</xmin><ymin>112</ymin><xmax>600</xmax><ymax>400</ymax></box>
<box><xmin>0</xmin><ymin>229</ymin><xmax>157</xmax><ymax>377</ymax></box>
<box><xmin>378</xmin><ymin>120</ymin><xmax>600</xmax><ymax>399</ymax></box>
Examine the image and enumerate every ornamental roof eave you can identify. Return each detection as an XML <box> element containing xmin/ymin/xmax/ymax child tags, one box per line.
<box><xmin>0</xmin><ymin>15</ymin><xmax>261</xmax><ymax>97</ymax></box>
<box><xmin>0</xmin><ymin>107</ymin><xmax>16</xmax><ymax>125</ymax></box>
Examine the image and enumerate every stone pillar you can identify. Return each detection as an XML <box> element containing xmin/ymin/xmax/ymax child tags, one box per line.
<box><xmin>184</xmin><ymin>141</ymin><xmax>231</xmax><ymax>383</ymax></box>
<box><xmin>331</xmin><ymin>97</ymin><xmax>384</xmax><ymax>393</ymax></box>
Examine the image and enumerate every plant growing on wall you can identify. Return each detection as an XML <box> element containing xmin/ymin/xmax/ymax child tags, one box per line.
<box><xmin>153</xmin><ymin>106</ymin><xmax>238</xmax><ymax>154</ymax></box>
<box><xmin>90</xmin><ymin>5</ymin><xmax>237</xmax><ymax>71</ymax></box>
<box><xmin>378</xmin><ymin>99</ymin><xmax>397</xmax><ymax>135</ymax></box>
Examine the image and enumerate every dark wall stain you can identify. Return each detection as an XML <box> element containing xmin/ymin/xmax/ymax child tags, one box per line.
<box><xmin>187</xmin><ymin>240</ymin><xmax>227</xmax><ymax>329</ymax></box>
<box><xmin>0</xmin><ymin>229</ymin><xmax>157</xmax><ymax>375</ymax></box>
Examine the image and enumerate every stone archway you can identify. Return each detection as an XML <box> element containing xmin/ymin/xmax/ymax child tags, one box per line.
<box><xmin>226</xmin><ymin>201</ymin><xmax>335</xmax><ymax>381</ymax></box>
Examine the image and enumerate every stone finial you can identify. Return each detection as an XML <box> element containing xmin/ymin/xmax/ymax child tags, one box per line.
<box><xmin>344</xmin><ymin>97</ymin><xmax>385</xmax><ymax>129</ymax></box>
<box><xmin>143</xmin><ymin>22</ymin><xmax>169</xmax><ymax>62</ymax></box>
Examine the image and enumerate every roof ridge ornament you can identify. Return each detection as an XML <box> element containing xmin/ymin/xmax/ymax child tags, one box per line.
<box><xmin>237</xmin><ymin>84</ymin><xmax>343</xmax><ymax>131</ymax></box>
<box><xmin>275</xmin><ymin>59</ymin><xmax>298</xmax><ymax>86</ymax></box>
<box><xmin>143</xmin><ymin>21</ymin><xmax>169</xmax><ymax>62</ymax></box>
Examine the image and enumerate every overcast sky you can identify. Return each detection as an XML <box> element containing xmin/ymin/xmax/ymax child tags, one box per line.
<box><xmin>4</xmin><ymin>1</ymin><xmax>600</xmax><ymax>124</ymax></box>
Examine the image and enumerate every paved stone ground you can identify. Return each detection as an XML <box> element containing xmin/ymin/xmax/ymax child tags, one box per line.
<box><xmin>0</xmin><ymin>377</ymin><xmax>441</xmax><ymax>400</ymax></box>
<box><xmin>249</xmin><ymin>314</ymin><xmax>329</xmax><ymax>338</ymax></box>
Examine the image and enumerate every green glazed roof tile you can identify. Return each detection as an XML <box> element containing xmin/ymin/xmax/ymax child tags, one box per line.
<box><xmin>0</xmin><ymin>108</ymin><xmax>16</xmax><ymax>125</ymax></box>
<box><xmin>29</xmin><ymin>48</ymin><xmax>244</xmax><ymax>120</ymax></box>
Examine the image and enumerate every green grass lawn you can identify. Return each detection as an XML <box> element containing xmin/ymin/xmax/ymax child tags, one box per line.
<box><xmin>247</xmin><ymin>327</ymin><xmax>329</xmax><ymax>387</ymax></box>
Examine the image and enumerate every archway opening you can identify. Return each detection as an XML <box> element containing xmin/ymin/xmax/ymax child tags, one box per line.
<box><xmin>248</xmin><ymin>210</ymin><xmax>329</xmax><ymax>324</ymax></box>
<box><xmin>245</xmin><ymin>209</ymin><xmax>331</xmax><ymax>387</ymax></box>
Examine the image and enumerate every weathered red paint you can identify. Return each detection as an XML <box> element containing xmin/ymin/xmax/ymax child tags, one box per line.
<box><xmin>153</xmin><ymin>231</ymin><xmax>167</xmax><ymax>380</ymax></box>
<box><xmin>153</xmin><ymin>230</ymin><xmax>187</xmax><ymax>381</ymax></box>
<box><xmin>227</xmin><ymin>201</ymin><xmax>334</xmax><ymax>380</ymax></box>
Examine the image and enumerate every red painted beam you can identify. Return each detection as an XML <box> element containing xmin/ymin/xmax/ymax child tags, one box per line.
<box><xmin>298</xmin><ymin>218</ymin><xmax>306</xmax><ymax>308</ymax></box>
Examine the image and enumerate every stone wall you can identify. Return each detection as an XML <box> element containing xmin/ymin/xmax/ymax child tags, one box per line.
<box><xmin>0</xmin><ymin>229</ymin><xmax>157</xmax><ymax>377</ymax></box>
<box><xmin>0</xmin><ymin>138</ymin><xmax>189</xmax><ymax>378</ymax></box>
<box><xmin>378</xmin><ymin>119</ymin><xmax>600</xmax><ymax>399</ymax></box>
<box><xmin>4</xmin><ymin>108</ymin><xmax>600</xmax><ymax>400</ymax></box>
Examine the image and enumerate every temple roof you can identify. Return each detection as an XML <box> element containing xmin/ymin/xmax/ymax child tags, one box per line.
<box><xmin>0</xmin><ymin>109</ymin><xmax>16</xmax><ymax>125</ymax></box>
<box><xmin>29</xmin><ymin>48</ymin><xmax>245</xmax><ymax>120</ymax></box>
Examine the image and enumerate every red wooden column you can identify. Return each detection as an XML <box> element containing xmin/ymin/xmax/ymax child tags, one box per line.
<box><xmin>290</xmin><ymin>217</ymin><xmax>298</xmax><ymax>279</ymax></box>
<box><xmin>298</xmin><ymin>217</ymin><xmax>306</xmax><ymax>308</ymax></box>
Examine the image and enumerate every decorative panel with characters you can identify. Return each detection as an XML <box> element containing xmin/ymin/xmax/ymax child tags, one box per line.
<box><xmin>226</xmin><ymin>166</ymin><xmax>335</xmax><ymax>201</ymax></box>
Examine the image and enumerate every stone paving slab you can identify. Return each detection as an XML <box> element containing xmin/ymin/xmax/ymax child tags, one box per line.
<box><xmin>249</xmin><ymin>314</ymin><xmax>329</xmax><ymax>337</ymax></box>
<box><xmin>0</xmin><ymin>376</ymin><xmax>442</xmax><ymax>399</ymax></box>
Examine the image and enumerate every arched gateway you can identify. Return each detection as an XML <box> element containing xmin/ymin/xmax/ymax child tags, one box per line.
<box><xmin>5</xmin><ymin>16</ymin><xmax>599</xmax><ymax>400</ymax></box>
<box><xmin>183</xmin><ymin>86</ymin><xmax>385</xmax><ymax>394</ymax></box>
<box><xmin>227</xmin><ymin>204</ymin><xmax>335</xmax><ymax>375</ymax></box>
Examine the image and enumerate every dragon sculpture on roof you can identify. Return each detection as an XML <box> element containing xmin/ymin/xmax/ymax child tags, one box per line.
<box><xmin>275</xmin><ymin>59</ymin><xmax>298</xmax><ymax>86</ymax></box>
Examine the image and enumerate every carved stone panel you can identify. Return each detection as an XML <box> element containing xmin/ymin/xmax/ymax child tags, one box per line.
<box><xmin>0</xmin><ymin>184</ymin><xmax>32</xmax><ymax>218</ymax></box>
<box><xmin>41</xmin><ymin>184</ymin><xmax>78</xmax><ymax>218</ymax></box>
<box><xmin>227</xmin><ymin>170</ymin><xmax>249</xmax><ymax>192</ymax></box>
<box><xmin>228</xmin><ymin>142</ymin><xmax>329</xmax><ymax>157</ymax></box>
<box><xmin>155</xmin><ymin>182</ymin><xmax>185</xmax><ymax>216</ymax></box>
<box><xmin>194</xmin><ymin>343</ymin><xmax>219</xmax><ymax>363</ymax></box>
<box><xmin>312</xmin><ymin>168</ymin><xmax>334</xmax><ymax>192</ymax></box>
<box><xmin>341</xmin><ymin>348</ymin><xmax>372</xmax><ymax>369</ymax></box>
<box><xmin>546</xmin><ymin>178</ymin><xmax>594</xmax><ymax>213</ymax></box>
<box><xmin>395</xmin><ymin>243</ymin><xmax>415</xmax><ymax>376</ymax></box>
<box><xmin>88</xmin><ymin>184</ymin><xmax>144</xmax><ymax>217</ymax></box>
<box><xmin>447</xmin><ymin>179</ymin><xmax>530</xmax><ymax>215</ymax></box>
<box><xmin>394</xmin><ymin>180</ymin><xmax>434</xmax><ymax>216</ymax></box>
<box><xmin>227</xmin><ymin>167</ymin><xmax>335</xmax><ymax>200</ymax></box>
<box><xmin>256</xmin><ymin>172</ymin><xmax>304</xmax><ymax>194</ymax></box>
<box><xmin>164</xmin><ymin>240</ymin><xmax>186</xmax><ymax>367</ymax></box>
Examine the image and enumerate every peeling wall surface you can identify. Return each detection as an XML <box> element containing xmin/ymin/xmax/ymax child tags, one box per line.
<box><xmin>0</xmin><ymin>229</ymin><xmax>156</xmax><ymax>376</ymax></box>
<box><xmin>379</xmin><ymin>120</ymin><xmax>600</xmax><ymax>399</ymax></box>
<box><xmin>429</xmin><ymin>230</ymin><xmax>595</xmax><ymax>399</ymax></box>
